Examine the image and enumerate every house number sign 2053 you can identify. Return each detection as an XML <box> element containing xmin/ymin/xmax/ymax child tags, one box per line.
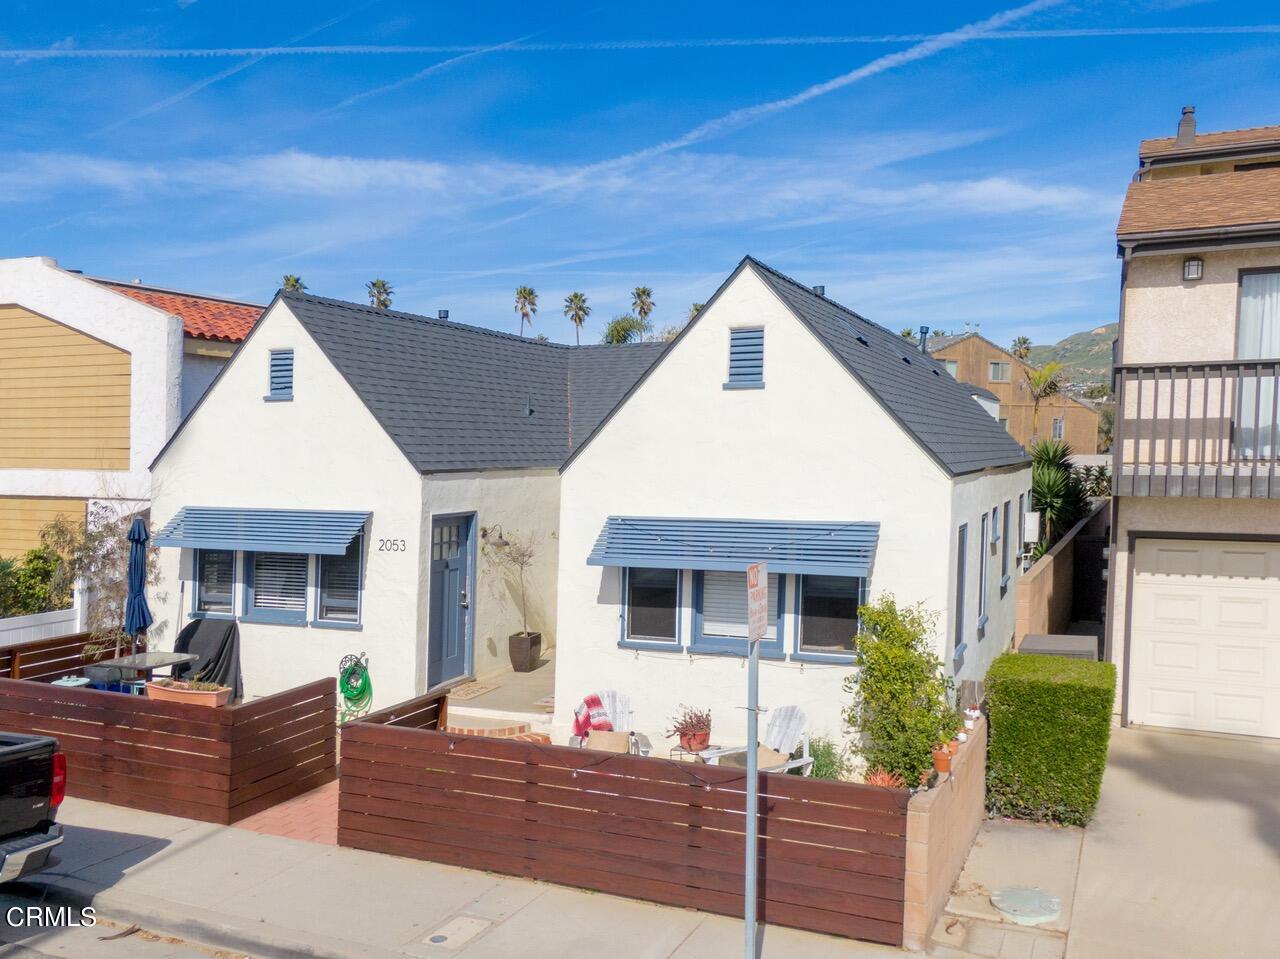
<box><xmin>378</xmin><ymin>538</ymin><xmax>407</xmax><ymax>552</ymax></box>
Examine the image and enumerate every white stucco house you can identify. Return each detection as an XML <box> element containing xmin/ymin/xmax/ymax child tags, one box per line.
<box><xmin>0</xmin><ymin>255</ymin><xmax>259</xmax><ymax>560</ymax></box>
<box><xmin>554</xmin><ymin>257</ymin><xmax>1031</xmax><ymax>747</ymax></box>
<box><xmin>148</xmin><ymin>291</ymin><xmax>662</xmax><ymax>706</ymax></box>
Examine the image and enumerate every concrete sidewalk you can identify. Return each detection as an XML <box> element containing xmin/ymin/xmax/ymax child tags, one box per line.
<box><xmin>13</xmin><ymin>798</ymin><xmax>902</xmax><ymax>959</ymax></box>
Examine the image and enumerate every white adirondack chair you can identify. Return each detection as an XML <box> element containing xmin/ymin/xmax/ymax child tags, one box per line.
<box><xmin>568</xmin><ymin>690</ymin><xmax>650</xmax><ymax>755</ymax></box>
<box><xmin>710</xmin><ymin>705</ymin><xmax>813</xmax><ymax>775</ymax></box>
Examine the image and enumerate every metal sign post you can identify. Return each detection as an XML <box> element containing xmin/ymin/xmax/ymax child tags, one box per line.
<box><xmin>744</xmin><ymin>562</ymin><xmax>768</xmax><ymax>959</ymax></box>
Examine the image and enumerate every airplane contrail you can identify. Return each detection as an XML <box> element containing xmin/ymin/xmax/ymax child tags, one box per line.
<box><xmin>5</xmin><ymin>24</ymin><xmax>1278</xmax><ymax>60</ymax></box>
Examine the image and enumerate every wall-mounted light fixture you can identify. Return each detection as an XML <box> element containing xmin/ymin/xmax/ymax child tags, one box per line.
<box><xmin>1183</xmin><ymin>256</ymin><xmax>1204</xmax><ymax>282</ymax></box>
<box><xmin>480</xmin><ymin>524</ymin><xmax>509</xmax><ymax>547</ymax></box>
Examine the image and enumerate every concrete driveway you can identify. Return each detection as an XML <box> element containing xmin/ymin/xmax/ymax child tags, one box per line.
<box><xmin>1068</xmin><ymin>725</ymin><xmax>1280</xmax><ymax>959</ymax></box>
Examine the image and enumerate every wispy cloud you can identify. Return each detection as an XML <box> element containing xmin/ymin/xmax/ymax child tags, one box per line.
<box><xmin>3</xmin><ymin>24</ymin><xmax>1278</xmax><ymax>60</ymax></box>
<box><xmin>323</xmin><ymin>30</ymin><xmax>540</xmax><ymax>115</ymax></box>
<box><xmin>89</xmin><ymin>0</ymin><xmax>382</xmax><ymax>136</ymax></box>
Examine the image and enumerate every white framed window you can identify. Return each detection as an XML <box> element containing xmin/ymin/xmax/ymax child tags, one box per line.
<box><xmin>1001</xmin><ymin>500</ymin><xmax>1011</xmax><ymax>591</ymax></box>
<box><xmin>317</xmin><ymin>533</ymin><xmax>363</xmax><ymax>625</ymax></box>
<box><xmin>988</xmin><ymin>361</ymin><xmax>1011</xmax><ymax>383</ymax></box>
<box><xmin>978</xmin><ymin>512</ymin><xmax>990</xmax><ymax>630</ymax></box>
<box><xmin>944</xmin><ymin>359</ymin><xmax>959</xmax><ymax>378</ymax></box>
<box><xmin>1052</xmin><ymin>417</ymin><xmax>1065</xmax><ymax>440</ymax></box>
<box><xmin>194</xmin><ymin>549</ymin><xmax>235</xmax><ymax>615</ymax></box>
<box><xmin>954</xmin><ymin>524</ymin><xmax>968</xmax><ymax>669</ymax></box>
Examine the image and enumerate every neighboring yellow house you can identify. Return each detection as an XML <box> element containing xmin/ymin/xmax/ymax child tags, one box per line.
<box><xmin>1108</xmin><ymin>107</ymin><xmax>1280</xmax><ymax>739</ymax></box>
<box><xmin>0</xmin><ymin>257</ymin><xmax>260</xmax><ymax>558</ymax></box>
<box><xmin>928</xmin><ymin>332</ymin><xmax>1100</xmax><ymax>453</ymax></box>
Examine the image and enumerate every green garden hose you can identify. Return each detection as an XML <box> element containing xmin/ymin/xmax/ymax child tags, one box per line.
<box><xmin>338</xmin><ymin>653</ymin><xmax>372</xmax><ymax>721</ymax></box>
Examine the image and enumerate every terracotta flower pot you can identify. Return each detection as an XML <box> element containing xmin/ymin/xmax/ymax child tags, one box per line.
<box><xmin>146</xmin><ymin>681</ymin><xmax>231</xmax><ymax>707</ymax></box>
<box><xmin>932</xmin><ymin>747</ymin><xmax>952</xmax><ymax>775</ymax></box>
<box><xmin>508</xmin><ymin>631</ymin><xmax>542</xmax><ymax>672</ymax></box>
<box><xmin>947</xmin><ymin>739</ymin><xmax>961</xmax><ymax>756</ymax></box>
<box><xmin>679</xmin><ymin>730</ymin><xmax>711</xmax><ymax>753</ymax></box>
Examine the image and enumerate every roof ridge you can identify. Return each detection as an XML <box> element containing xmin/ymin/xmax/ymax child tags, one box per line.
<box><xmin>1143</xmin><ymin>121</ymin><xmax>1280</xmax><ymax>144</ymax></box>
<box><xmin>742</xmin><ymin>255</ymin><xmax>882</xmax><ymax>331</ymax></box>
<box><xmin>91</xmin><ymin>277</ymin><xmax>263</xmax><ymax>308</ymax></box>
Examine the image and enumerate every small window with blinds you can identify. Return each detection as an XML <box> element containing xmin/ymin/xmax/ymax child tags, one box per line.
<box><xmin>318</xmin><ymin>534</ymin><xmax>363</xmax><ymax>625</ymax></box>
<box><xmin>195</xmin><ymin>549</ymin><xmax>235</xmax><ymax>615</ymax></box>
<box><xmin>724</xmin><ymin>327</ymin><xmax>764</xmax><ymax>389</ymax></box>
<box><xmin>267</xmin><ymin>349</ymin><xmax>294</xmax><ymax>401</ymax></box>
<box><xmin>246</xmin><ymin>551</ymin><xmax>308</xmax><ymax>623</ymax></box>
<box><xmin>694</xmin><ymin>569</ymin><xmax>782</xmax><ymax>654</ymax></box>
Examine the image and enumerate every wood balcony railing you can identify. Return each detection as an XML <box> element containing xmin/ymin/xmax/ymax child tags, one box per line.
<box><xmin>1114</xmin><ymin>359</ymin><xmax>1280</xmax><ymax>498</ymax></box>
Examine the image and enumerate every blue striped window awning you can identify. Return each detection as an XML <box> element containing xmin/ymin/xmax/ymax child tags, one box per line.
<box><xmin>587</xmin><ymin>517</ymin><xmax>879</xmax><ymax>577</ymax></box>
<box><xmin>154</xmin><ymin>507</ymin><xmax>370</xmax><ymax>555</ymax></box>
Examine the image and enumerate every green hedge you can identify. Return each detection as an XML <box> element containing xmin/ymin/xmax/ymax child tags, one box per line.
<box><xmin>986</xmin><ymin>652</ymin><xmax>1116</xmax><ymax>826</ymax></box>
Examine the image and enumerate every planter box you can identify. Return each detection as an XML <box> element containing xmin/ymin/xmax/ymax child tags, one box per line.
<box><xmin>146</xmin><ymin>681</ymin><xmax>232</xmax><ymax>708</ymax></box>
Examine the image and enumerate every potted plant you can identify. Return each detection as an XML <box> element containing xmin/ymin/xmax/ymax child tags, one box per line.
<box><xmin>484</xmin><ymin>530</ymin><xmax>542</xmax><ymax>672</ymax></box>
<box><xmin>932</xmin><ymin>743</ymin><xmax>952</xmax><ymax>775</ymax></box>
<box><xmin>667</xmin><ymin>705</ymin><xmax>712</xmax><ymax>752</ymax></box>
<box><xmin>146</xmin><ymin>678</ymin><xmax>232</xmax><ymax>707</ymax></box>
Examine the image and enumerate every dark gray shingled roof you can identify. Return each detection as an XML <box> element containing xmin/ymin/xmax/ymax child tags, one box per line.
<box><xmin>282</xmin><ymin>292</ymin><xmax>665</xmax><ymax>472</ymax></box>
<box><xmin>745</xmin><ymin>258</ymin><xmax>1028</xmax><ymax>475</ymax></box>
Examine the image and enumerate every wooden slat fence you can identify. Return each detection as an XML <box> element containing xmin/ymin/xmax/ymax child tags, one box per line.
<box><xmin>0</xmin><ymin>631</ymin><xmax>107</xmax><ymax>682</ymax></box>
<box><xmin>0</xmin><ymin>673</ymin><xmax>336</xmax><ymax>824</ymax></box>
<box><xmin>339</xmin><ymin>693</ymin><xmax>908</xmax><ymax>946</ymax></box>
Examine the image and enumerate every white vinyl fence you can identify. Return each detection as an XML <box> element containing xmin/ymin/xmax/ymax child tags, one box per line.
<box><xmin>0</xmin><ymin>607</ymin><xmax>79</xmax><ymax>648</ymax></box>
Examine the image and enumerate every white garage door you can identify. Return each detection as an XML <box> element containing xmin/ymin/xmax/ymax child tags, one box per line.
<box><xmin>1130</xmin><ymin>538</ymin><xmax>1280</xmax><ymax>738</ymax></box>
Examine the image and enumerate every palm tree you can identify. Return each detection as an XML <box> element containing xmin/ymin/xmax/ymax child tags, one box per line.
<box><xmin>602</xmin><ymin>314</ymin><xmax>645</xmax><ymax>345</ymax></box>
<box><xmin>563</xmin><ymin>292</ymin><xmax>590</xmax><ymax>346</ymax></box>
<box><xmin>689</xmin><ymin>303</ymin><xmax>705</xmax><ymax>322</ymax></box>
<box><xmin>631</xmin><ymin>287</ymin><xmax>654</xmax><ymax>340</ymax></box>
<box><xmin>282</xmin><ymin>274</ymin><xmax>307</xmax><ymax>293</ymax></box>
<box><xmin>515</xmin><ymin>286</ymin><xmax>538</xmax><ymax>337</ymax></box>
<box><xmin>366</xmin><ymin>278</ymin><xmax>393</xmax><ymax>309</ymax></box>
<box><xmin>1023</xmin><ymin>361</ymin><xmax>1064</xmax><ymax>442</ymax></box>
<box><xmin>1010</xmin><ymin>336</ymin><xmax>1032</xmax><ymax>361</ymax></box>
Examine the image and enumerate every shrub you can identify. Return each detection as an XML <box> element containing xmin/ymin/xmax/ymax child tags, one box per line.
<box><xmin>843</xmin><ymin>596</ymin><xmax>960</xmax><ymax>785</ymax></box>
<box><xmin>986</xmin><ymin>652</ymin><xmax>1117</xmax><ymax>825</ymax></box>
<box><xmin>0</xmin><ymin>547</ymin><xmax>69</xmax><ymax>618</ymax></box>
<box><xmin>808</xmin><ymin>736</ymin><xmax>849</xmax><ymax>781</ymax></box>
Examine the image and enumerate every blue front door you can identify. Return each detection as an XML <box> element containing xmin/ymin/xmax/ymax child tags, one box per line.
<box><xmin>428</xmin><ymin>515</ymin><xmax>471</xmax><ymax>688</ymax></box>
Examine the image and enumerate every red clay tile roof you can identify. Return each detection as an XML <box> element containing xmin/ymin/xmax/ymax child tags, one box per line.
<box><xmin>96</xmin><ymin>280</ymin><xmax>263</xmax><ymax>343</ymax></box>
<box><xmin>1139</xmin><ymin>124</ymin><xmax>1280</xmax><ymax>159</ymax></box>
<box><xmin>1117</xmin><ymin>167</ymin><xmax>1280</xmax><ymax>236</ymax></box>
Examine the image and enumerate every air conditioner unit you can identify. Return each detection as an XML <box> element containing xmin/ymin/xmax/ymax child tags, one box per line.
<box><xmin>1024</xmin><ymin>511</ymin><xmax>1041</xmax><ymax>544</ymax></box>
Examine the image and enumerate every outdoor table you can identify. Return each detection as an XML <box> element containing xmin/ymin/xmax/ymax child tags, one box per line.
<box><xmin>669</xmin><ymin>744</ymin><xmax>728</xmax><ymax>763</ymax></box>
<box><xmin>94</xmin><ymin>651</ymin><xmax>198</xmax><ymax>684</ymax></box>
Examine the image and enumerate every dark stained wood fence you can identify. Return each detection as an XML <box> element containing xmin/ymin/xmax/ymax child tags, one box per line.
<box><xmin>0</xmin><ymin>668</ymin><xmax>336</xmax><ymax>824</ymax></box>
<box><xmin>338</xmin><ymin>693</ymin><xmax>907</xmax><ymax>946</ymax></box>
<box><xmin>0</xmin><ymin>632</ymin><xmax>108</xmax><ymax>682</ymax></box>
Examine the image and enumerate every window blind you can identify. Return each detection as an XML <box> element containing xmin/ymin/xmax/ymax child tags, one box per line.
<box><xmin>252</xmin><ymin>552</ymin><xmax>307</xmax><ymax>611</ymax></box>
<box><xmin>197</xmin><ymin>550</ymin><xmax>234</xmax><ymax>612</ymax></box>
<box><xmin>701</xmin><ymin>570</ymin><xmax>778</xmax><ymax>638</ymax></box>
<box><xmin>319</xmin><ymin>537</ymin><xmax>361</xmax><ymax>621</ymax></box>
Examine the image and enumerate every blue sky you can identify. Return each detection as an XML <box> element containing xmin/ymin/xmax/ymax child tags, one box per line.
<box><xmin>1</xmin><ymin>1</ymin><xmax>1278</xmax><ymax>346</ymax></box>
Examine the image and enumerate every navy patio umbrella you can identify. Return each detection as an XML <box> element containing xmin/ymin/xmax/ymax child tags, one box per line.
<box><xmin>124</xmin><ymin>517</ymin><xmax>154</xmax><ymax>654</ymax></box>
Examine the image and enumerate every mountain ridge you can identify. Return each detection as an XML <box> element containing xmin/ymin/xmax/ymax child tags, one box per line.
<box><xmin>1027</xmin><ymin>323</ymin><xmax>1116</xmax><ymax>386</ymax></box>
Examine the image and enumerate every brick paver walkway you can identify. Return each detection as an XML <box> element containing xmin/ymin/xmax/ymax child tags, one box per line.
<box><xmin>233</xmin><ymin>779</ymin><xmax>339</xmax><ymax>844</ymax></box>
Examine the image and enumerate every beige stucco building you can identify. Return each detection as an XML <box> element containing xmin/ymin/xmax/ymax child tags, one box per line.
<box><xmin>1108</xmin><ymin>107</ymin><xmax>1280</xmax><ymax>739</ymax></box>
<box><xmin>928</xmin><ymin>333</ymin><xmax>1100</xmax><ymax>454</ymax></box>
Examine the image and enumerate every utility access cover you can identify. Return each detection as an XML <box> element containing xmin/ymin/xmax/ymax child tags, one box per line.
<box><xmin>990</xmin><ymin>886</ymin><xmax>1062</xmax><ymax>926</ymax></box>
